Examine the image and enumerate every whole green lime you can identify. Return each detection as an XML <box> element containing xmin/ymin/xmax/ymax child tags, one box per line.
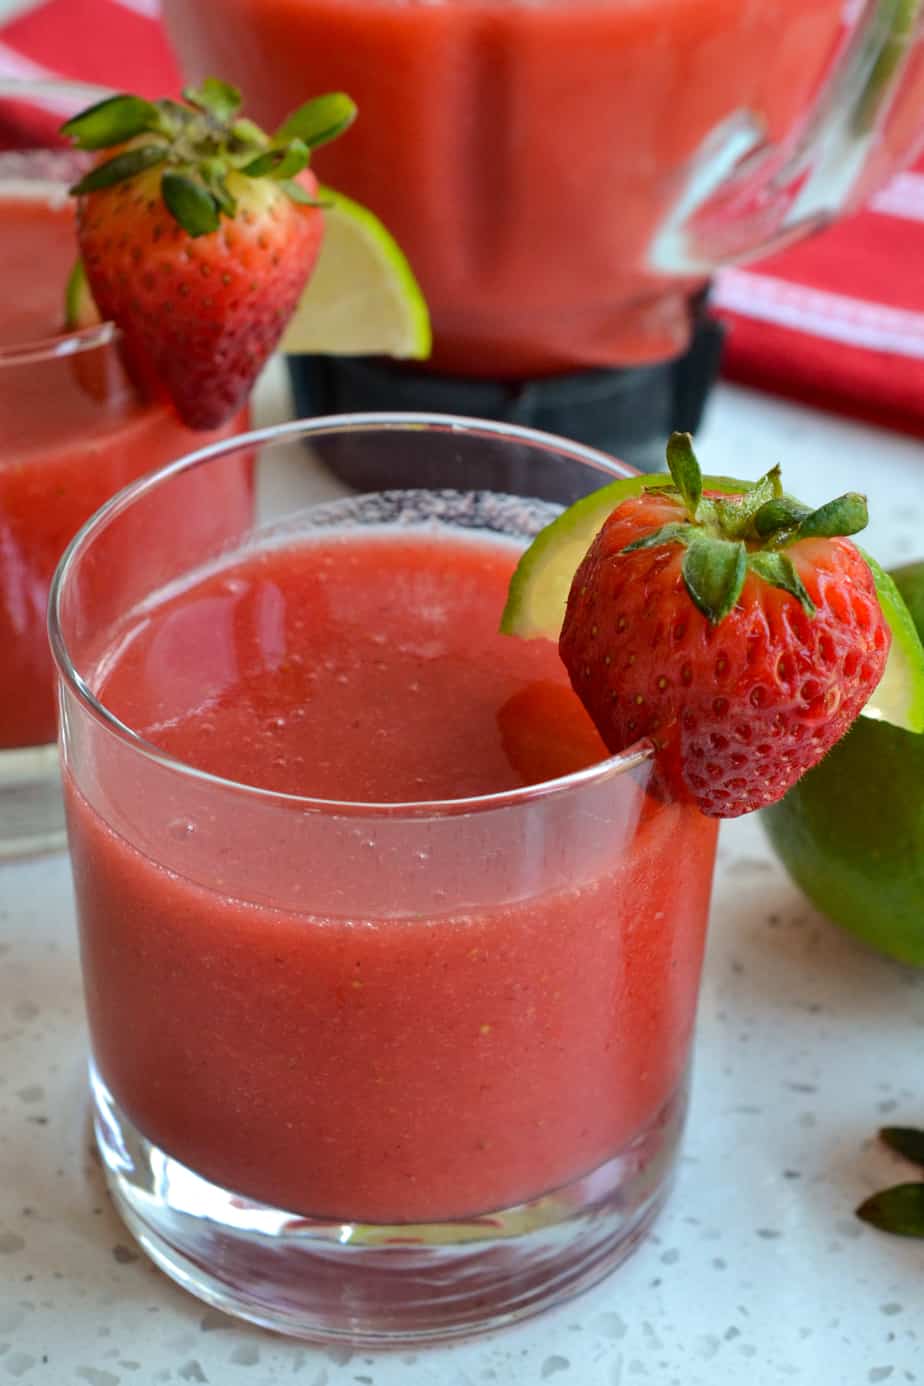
<box><xmin>762</xmin><ymin>561</ymin><xmax>924</xmax><ymax>966</ymax></box>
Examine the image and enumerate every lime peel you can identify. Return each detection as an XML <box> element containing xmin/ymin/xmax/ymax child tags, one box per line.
<box><xmin>859</xmin><ymin>549</ymin><xmax>924</xmax><ymax>734</ymax></box>
<box><xmin>279</xmin><ymin>184</ymin><xmax>431</xmax><ymax>359</ymax></box>
<box><xmin>500</xmin><ymin>473</ymin><xmax>749</xmax><ymax>641</ymax></box>
<box><xmin>65</xmin><ymin>259</ymin><xmax>101</xmax><ymax>330</ymax></box>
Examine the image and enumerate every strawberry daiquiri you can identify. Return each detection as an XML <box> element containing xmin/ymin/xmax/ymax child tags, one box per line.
<box><xmin>1</xmin><ymin>79</ymin><xmax>359</xmax><ymax>856</ymax></box>
<box><xmin>66</xmin><ymin>528</ymin><xmax>716</xmax><ymax>1224</ymax></box>
<box><xmin>53</xmin><ymin>418</ymin><xmax>720</xmax><ymax>1341</ymax></box>
<box><xmin>55</xmin><ymin>418</ymin><xmax>917</xmax><ymax>1339</ymax></box>
<box><xmin>0</xmin><ymin>188</ymin><xmax>247</xmax><ymax>755</ymax></box>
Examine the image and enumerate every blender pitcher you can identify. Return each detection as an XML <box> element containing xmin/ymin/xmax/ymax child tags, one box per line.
<box><xmin>163</xmin><ymin>0</ymin><xmax>924</xmax><ymax>467</ymax></box>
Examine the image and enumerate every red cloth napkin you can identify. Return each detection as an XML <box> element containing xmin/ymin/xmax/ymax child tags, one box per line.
<box><xmin>0</xmin><ymin>0</ymin><xmax>178</xmax><ymax>98</ymax></box>
<box><xmin>713</xmin><ymin>161</ymin><xmax>924</xmax><ymax>439</ymax></box>
<box><xmin>3</xmin><ymin>0</ymin><xmax>922</xmax><ymax>437</ymax></box>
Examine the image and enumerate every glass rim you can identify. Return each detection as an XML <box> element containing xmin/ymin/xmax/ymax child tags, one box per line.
<box><xmin>0</xmin><ymin>77</ymin><xmax>119</xmax><ymax>365</ymax></box>
<box><xmin>49</xmin><ymin>411</ymin><xmax>655</xmax><ymax>818</ymax></box>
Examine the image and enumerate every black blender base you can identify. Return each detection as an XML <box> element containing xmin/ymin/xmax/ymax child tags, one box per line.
<box><xmin>288</xmin><ymin>308</ymin><xmax>725</xmax><ymax>497</ymax></box>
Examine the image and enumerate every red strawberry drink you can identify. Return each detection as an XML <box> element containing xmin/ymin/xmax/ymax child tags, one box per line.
<box><xmin>52</xmin><ymin>417</ymin><xmax>719</xmax><ymax>1341</ymax></box>
<box><xmin>0</xmin><ymin>158</ymin><xmax>252</xmax><ymax>858</ymax></box>
<box><xmin>1</xmin><ymin>81</ymin><xmax>354</xmax><ymax>856</ymax></box>
<box><xmin>68</xmin><ymin>528</ymin><xmax>716</xmax><ymax>1223</ymax></box>
<box><xmin>0</xmin><ymin>186</ymin><xmax>247</xmax><ymax>753</ymax></box>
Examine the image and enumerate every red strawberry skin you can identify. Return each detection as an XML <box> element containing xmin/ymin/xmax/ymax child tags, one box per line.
<box><xmin>77</xmin><ymin>164</ymin><xmax>323</xmax><ymax>430</ymax></box>
<box><xmin>559</xmin><ymin>490</ymin><xmax>891</xmax><ymax>817</ymax></box>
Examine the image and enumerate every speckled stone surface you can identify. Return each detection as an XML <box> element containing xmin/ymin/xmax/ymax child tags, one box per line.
<box><xmin>1</xmin><ymin>381</ymin><xmax>923</xmax><ymax>1385</ymax></box>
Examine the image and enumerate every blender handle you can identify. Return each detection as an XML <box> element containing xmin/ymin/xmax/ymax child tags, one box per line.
<box><xmin>783</xmin><ymin>0</ymin><xmax>923</xmax><ymax>217</ymax></box>
<box><xmin>654</xmin><ymin>0</ymin><xmax>924</xmax><ymax>273</ymax></box>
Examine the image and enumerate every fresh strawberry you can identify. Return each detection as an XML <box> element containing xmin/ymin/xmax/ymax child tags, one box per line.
<box><xmin>60</xmin><ymin>81</ymin><xmax>356</xmax><ymax>429</ymax></box>
<box><xmin>559</xmin><ymin>434</ymin><xmax>890</xmax><ymax>817</ymax></box>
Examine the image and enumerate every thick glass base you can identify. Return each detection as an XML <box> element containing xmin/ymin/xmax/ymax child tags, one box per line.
<box><xmin>0</xmin><ymin>742</ymin><xmax>66</xmax><ymax>860</ymax></box>
<box><xmin>92</xmin><ymin>1064</ymin><xmax>687</xmax><ymax>1345</ymax></box>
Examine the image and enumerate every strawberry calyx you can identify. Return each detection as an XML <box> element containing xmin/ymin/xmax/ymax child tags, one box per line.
<box><xmin>60</xmin><ymin>80</ymin><xmax>356</xmax><ymax>237</ymax></box>
<box><xmin>628</xmin><ymin>432</ymin><xmax>869</xmax><ymax>624</ymax></box>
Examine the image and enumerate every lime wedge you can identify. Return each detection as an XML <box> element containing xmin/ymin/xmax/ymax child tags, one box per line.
<box><xmin>65</xmin><ymin>259</ymin><xmax>101</xmax><ymax>330</ymax></box>
<box><xmin>500</xmin><ymin>472</ymin><xmax>745</xmax><ymax>640</ymax></box>
<box><xmin>859</xmin><ymin>551</ymin><xmax>924</xmax><ymax>733</ymax></box>
<box><xmin>279</xmin><ymin>184</ymin><xmax>431</xmax><ymax>359</ymax></box>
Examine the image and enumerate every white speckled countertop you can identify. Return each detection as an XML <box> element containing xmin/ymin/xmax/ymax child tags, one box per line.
<box><xmin>1</xmin><ymin>373</ymin><xmax>923</xmax><ymax>1386</ymax></box>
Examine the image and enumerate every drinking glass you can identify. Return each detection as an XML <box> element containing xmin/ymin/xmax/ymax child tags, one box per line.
<box><xmin>51</xmin><ymin>414</ymin><xmax>719</xmax><ymax>1343</ymax></box>
<box><xmin>0</xmin><ymin>81</ymin><xmax>248</xmax><ymax>857</ymax></box>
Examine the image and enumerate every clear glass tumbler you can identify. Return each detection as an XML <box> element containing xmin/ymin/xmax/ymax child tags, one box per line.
<box><xmin>0</xmin><ymin>80</ymin><xmax>247</xmax><ymax>858</ymax></box>
<box><xmin>51</xmin><ymin>415</ymin><xmax>719</xmax><ymax>1343</ymax></box>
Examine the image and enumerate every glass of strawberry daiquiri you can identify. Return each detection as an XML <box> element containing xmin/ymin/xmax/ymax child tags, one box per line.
<box><xmin>0</xmin><ymin>80</ymin><xmax>251</xmax><ymax>858</ymax></box>
<box><xmin>50</xmin><ymin>413</ymin><xmax>719</xmax><ymax>1343</ymax></box>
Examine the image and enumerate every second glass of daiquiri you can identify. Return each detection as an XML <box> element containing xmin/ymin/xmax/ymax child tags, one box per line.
<box><xmin>0</xmin><ymin>81</ymin><xmax>251</xmax><ymax>858</ymax></box>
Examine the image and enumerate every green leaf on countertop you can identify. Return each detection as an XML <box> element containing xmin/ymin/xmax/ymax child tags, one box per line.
<box><xmin>856</xmin><ymin>1182</ymin><xmax>924</xmax><ymax>1237</ymax></box>
<box><xmin>880</xmin><ymin>1126</ymin><xmax>924</xmax><ymax>1169</ymax></box>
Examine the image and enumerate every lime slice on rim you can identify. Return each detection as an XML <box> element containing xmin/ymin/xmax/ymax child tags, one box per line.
<box><xmin>501</xmin><ymin>474</ymin><xmax>924</xmax><ymax>735</ymax></box>
<box><xmin>279</xmin><ymin>184</ymin><xmax>431</xmax><ymax>358</ymax></box>
<box><xmin>500</xmin><ymin>472</ymin><xmax>746</xmax><ymax>641</ymax></box>
<box><xmin>859</xmin><ymin>551</ymin><xmax>924</xmax><ymax>733</ymax></box>
<box><xmin>65</xmin><ymin>259</ymin><xmax>101</xmax><ymax>330</ymax></box>
<box><xmin>65</xmin><ymin>184</ymin><xmax>431</xmax><ymax>359</ymax></box>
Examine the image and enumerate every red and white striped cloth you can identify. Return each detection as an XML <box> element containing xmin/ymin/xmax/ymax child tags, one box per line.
<box><xmin>2</xmin><ymin>0</ymin><xmax>922</xmax><ymax>438</ymax></box>
<box><xmin>713</xmin><ymin>168</ymin><xmax>924</xmax><ymax>439</ymax></box>
<box><xmin>0</xmin><ymin>0</ymin><xmax>178</xmax><ymax>98</ymax></box>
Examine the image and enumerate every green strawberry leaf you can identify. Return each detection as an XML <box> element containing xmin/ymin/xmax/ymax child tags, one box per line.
<box><xmin>230</xmin><ymin>117</ymin><xmax>269</xmax><ymax>151</ymax></box>
<box><xmin>754</xmin><ymin>496</ymin><xmax>811</xmax><ymax>539</ymax></box>
<box><xmin>880</xmin><ymin>1126</ymin><xmax>924</xmax><ymax>1169</ymax></box>
<box><xmin>60</xmin><ymin>93</ymin><xmax>161</xmax><ymax>150</ymax></box>
<box><xmin>275</xmin><ymin>92</ymin><xmax>357</xmax><ymax>149</ymax></box>
<box><xmin>70</xmin><ymin>142</ymin><xmax>167</xmax><ymax>194</ymax></box>
<box><xmin>795</xmin><ymin>493</ymin><xmax>869</xmax><ymax>542</ymax></box>
<box><xmin>200</xmin><ymin>159</ymin><xmax>237</xmax><ymax>216</ymax></box>
<box><xmin>161</xmin><ymin>171</ymin><xmax>221</xmax><ymax>237</ymax></box>
<box><xmin>713</xmin><ymin>465</ymin><xmax>782</xmax><ymax>537</ymax></box>
<box><xmin>183</xmin><ymin>78</ymin><xmax>242</xmax><ymax>123</ymax></box>
<box><xmin>682</xmin><ymin>535</ymin><xmax>747</xmax><ymax>624</ymax></box>
<box><xmin>665</xmin><ymin>432</ymin><xmax>703</xmax><ymax>518</ymax></box>
<box><xmin>622</xmin><ymin>522</ymin><xmax>692</xmax><ymax>554</ymax></box>
<box><xmin>748</xmin><ymin>551</ymin><xmax>816</xmax><ymax>616</ymax></box>
<box><xmin>279</xmin><ymin>178</ymin><xmax>328</xmax><ymax>207</ymax></box>
<box><xmin>856</xmin><ymin>1182</ymin><xmax>924</xmax><ymax>1237</ymax></box>
<box><xmin>243</xmin><ymin>139</ymin><xmax>310</xmax><ymax>180</ymax></box>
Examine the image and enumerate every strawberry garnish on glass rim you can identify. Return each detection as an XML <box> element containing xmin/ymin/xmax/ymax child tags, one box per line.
<box><xmin>504</xmin><ymin>433</ymin><xmax>919</xmax><ymax>819</ymax></box>
<box><xmin>60</xmin><ymin>80</ymin><xmax>356</xmax><ymax>430</ymax></box>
